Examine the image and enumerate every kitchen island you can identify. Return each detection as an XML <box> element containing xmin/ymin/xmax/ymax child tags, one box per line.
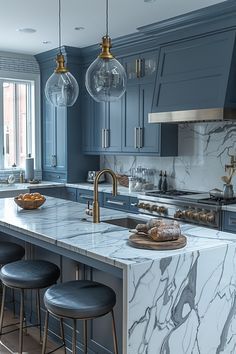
<box><xmin>0</xmin><ymin>197</ymin><xmax>235</xmax><ymax>353</ymax></box>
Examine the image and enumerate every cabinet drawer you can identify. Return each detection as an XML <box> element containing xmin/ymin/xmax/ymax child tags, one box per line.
<box><xmin>42</xmin><ymin>171</ymin><xmax>67</xmax><ymax>182</ymax></box>
<box><xmin>61</xmin><ymin>187</ymin><xmax>77</xmax><ymax>201</ymax></box>
<box><xmin>76</xmin><ymin>188</ymin><xmax>103</xmax><ymax>206</ymax></box>
<box><xmin>103</xmin><ymin>193</ymin><xmax>130</xmax><ymax>211</ymax></box>
<box><xmin>222</xmin><ymin>211</ymin><xmax>236</xmax><ymax>233</ymax></box>
<box><xmin>130</xmin><ymin>197</ymin><xmax>138</xmax><ymax>213</ymax></box>
<box><xmin>29</xmin><ymin>187</ymin><xmax>63</xmax><ymax>198</ymax></box>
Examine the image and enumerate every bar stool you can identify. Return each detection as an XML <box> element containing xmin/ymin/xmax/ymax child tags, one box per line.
<box><xmin>0</xmin><ymin>259</ymin><xmax>60</xmax><ymax>354</ymax></box>
<box><xmin>0</xmin><ymin>241</ymin><xmax>25</xmax><ymax>314</ymax></box>
<box><xmin>42</xmin><ymin>280</ymin><xmax>118</xmax><ymax>354</ymax></box>
<box><xmin>0</xmin><ymin>241</ymin><xmax>25</xmax><ymax>266</ymax></box>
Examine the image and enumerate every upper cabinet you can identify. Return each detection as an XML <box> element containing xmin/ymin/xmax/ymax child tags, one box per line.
<box><xmin>122</xmin><ymin>50</ymin><xmax>178</xmax><ymax>156</ymax></box>
<box><xmin>152</xmin><ymin>31</ymin><xmax>236</xmax><ymax>113</ymax></box>
<box><xmin>82</xmin><ymin>49</ymin><xmax>178</xmax><ymax>156</ymax></box>
<box><xmin>36</xmin><ymin>47</ymin><xmax>99</xmax><ymax>182</ymax></box>
<box><xmin>123</xmin><ymin>51</ymin><xmax>157</xmax><ymax>83</ymax></box>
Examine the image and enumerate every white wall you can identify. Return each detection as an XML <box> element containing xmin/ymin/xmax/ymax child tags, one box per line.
<box><xmin>100</xmin><ymin>122</ymin><xmax>236</xmax><ymax>192</ymax></box>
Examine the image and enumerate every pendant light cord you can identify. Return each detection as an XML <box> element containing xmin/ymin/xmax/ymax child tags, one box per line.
<box><xmin>106</xmin><ymin>0</ymin><xmax>109</xmax><ymax>36</ymax></box>
<box><xmin>58</xmin><ymin>0</ymin><xmax>62</xmax><ymax>54</ymax></box>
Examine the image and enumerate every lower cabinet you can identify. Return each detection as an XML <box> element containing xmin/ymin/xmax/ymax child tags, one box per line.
<box><xmin>76</xmin><ymin>188</ymin><xmax>103</xmax><ymax>206</ymax></box>
<box><xmin>222</xmin><ymin>211</ymin><xmax>236</xmax><ymax>233</ymax></box>
<box><xmin>29</xmin><ymin>186</ymin><xmax>64</xmax><ymax>198</ymax></box>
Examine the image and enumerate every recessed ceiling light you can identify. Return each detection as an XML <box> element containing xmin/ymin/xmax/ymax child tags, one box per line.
<box><xmin>16</xmin><ymin>28</ymin><xmax>37</xmax><ymax>34</ymax></box>
<box><xmin>144</xmin><ymin>0</ymin><xmax>157</xmax><ymax>2</ymax></box>
<box><xmin>42</xmin><ymin>41</ymin><xmax>51</xmax><ymax>44</ymax></box>
<box><xmin>74</xmin><ymin>27</ymin><xmax>85</xmax><ymax>31</ymax></box>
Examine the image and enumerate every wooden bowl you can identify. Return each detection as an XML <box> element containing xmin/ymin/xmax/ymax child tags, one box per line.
<box><xmin>14</xmin><ymin>195</ymin><xmax>46</xmax><ymax>210</ymax></box>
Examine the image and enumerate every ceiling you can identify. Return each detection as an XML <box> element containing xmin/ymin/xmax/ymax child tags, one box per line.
<box><xmin>0</xmin><ymin>0</ymin><xmax>227</xmax><ymax>55</ymax></box>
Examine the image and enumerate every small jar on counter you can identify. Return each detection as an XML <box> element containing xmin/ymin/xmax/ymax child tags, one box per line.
<box><xmin>128</xmin><ymin>177</ymin><xmax>137</xmax><ymax>193</ymax></box>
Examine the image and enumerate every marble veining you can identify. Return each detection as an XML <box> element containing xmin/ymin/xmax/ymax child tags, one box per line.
<box><xmin>100</xmin><ymin>122</ymin><xmax>236</xmax><ymax>192</ymax></box>
<box><xmin>0</xmin><ymin>197</ymin><xmax>236</xmax><ymax>353</ymax></box>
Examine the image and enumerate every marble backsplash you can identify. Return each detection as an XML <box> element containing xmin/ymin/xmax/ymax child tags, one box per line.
<box><xmin>100</xmin><ymin>122</ymin><xmax>236</xmax><ymax>192</ymax></box>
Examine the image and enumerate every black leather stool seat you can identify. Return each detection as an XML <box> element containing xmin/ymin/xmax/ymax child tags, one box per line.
<box><xmin>0</xmin><ymin>241</ymin><xmax>25</xmax><ymax>265</ymax></box>
<box><xmin>0</xmin><ymin>260</ymin><xmax>60</xmax><ymax>289</ymax></box>
<box><xmin>44</xmin><ymin>280</ymin><xmax>116</xmax><ymax>319</ymax></box>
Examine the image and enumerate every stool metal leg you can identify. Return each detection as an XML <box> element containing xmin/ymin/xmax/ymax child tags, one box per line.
<box><xmin>36</xmin><ymin>289</ymin><xmax>42</xmax><ymax>343</ymax></box>
<box><xmin>0</xmin><ymin>284</ymin><xmax>6</xmax><ymax>335</ymax></box>
<box><xmin>12</xmin><ymin>289</ymin><xmax>16</xmax><ymax>317</ymax></box>
<box><xmin>60</xmin><ymin>318</ymin><xmax>67</xmax><ymax>354</ymax></box>
<box><xmin>19</xmin><ymin>289</ymin><xmax>25</xmax><ymax>354</ymax></box>
<box><xmin>83</xmin><ymin>320</ymin><xmax>88</xmax><ymax>354</ymax></box>
<box><xmin>72</xmin><ymin>319</ymin><xmax>77</xmax><ymax>354</ymax></box>
<box><xmin>111</xmin><ymin>310</ymin><xmax>119</xmax><ymax>354</ymax></box>
<box><xmin>42</xmin><ymin>310</ymin><xmax>49</xmax><ymax>354</ymax></box>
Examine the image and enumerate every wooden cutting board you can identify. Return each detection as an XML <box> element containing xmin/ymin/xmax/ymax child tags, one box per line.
<box><xmin>128</xmin><ymin>234</ymin><xmax>187</xmax><ymax>250</ymax></box>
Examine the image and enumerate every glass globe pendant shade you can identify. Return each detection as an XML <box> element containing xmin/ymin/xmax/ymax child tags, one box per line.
<box><xmin>85</xmin><ymin>36</ymin><xmax>127</xmax><ymax>102</ymax></box>
<box><xmin>45</xmin><ymin>54</ymin><xmax>79</xmax><ymax>107</ymax></box>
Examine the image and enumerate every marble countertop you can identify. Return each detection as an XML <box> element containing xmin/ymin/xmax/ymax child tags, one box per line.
<box><xmin>221</xmin><ymin>204</ymin><xmax>236</xmax><ymax>212</ymax></box>
<box><xmin>0</xmin><ymin>181</ymin><xmax>64</xmax><ymax>192</ymax></box>
<box><xmin>0</xmin><ymin>196</ymin><xmax>235</xmax><ymax>270</ymax></box>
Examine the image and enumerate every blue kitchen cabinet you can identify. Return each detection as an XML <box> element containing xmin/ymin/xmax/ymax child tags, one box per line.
<box><xmin>222</xmin><ymin>211</ymin><xmax>236</xmax><ymax>233</ymax></box>
<box><xmin>76</xmin><ymin>188</ymin><xmax>103</xmax><ymax>206</ymax></box>
<box><xmin>152</xmin><ymin>30</ymin><xmax>236</xmax><ymax>113</ymax></box>
<box><xmin>123</xmin><ymin>51</ymin><xmax>157</xmax><ymax>84</ymax></box>
<box><xmin>36</xmin><ymin>47</ymin><xmax>99</xmax><ymax>182</ymax></box>
<box><xmin>103</xmin><ymin>193</ymin><xmax>130</xmax><ymax>211</ymax></box>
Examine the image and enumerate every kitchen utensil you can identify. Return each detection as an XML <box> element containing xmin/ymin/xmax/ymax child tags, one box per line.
<box><xmin>87</xmin><ymin>171</ymin><xmax>105</xmax><ymax>183</ymax></box>
<box><xmin>223</xmin><ymin>184</ymin><xmax>234</xmax><ymax>199</ymax></box>
<box><xmin>209</xmin><ymin>188</ymin><xmax>223</xmax><ymax>198</ymax></box>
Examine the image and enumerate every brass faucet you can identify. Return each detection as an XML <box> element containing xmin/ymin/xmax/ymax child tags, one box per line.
<box><xmin>92</xmin><ymin>169</ymin><xmax>118</xmax><ymax>223</ymax></box>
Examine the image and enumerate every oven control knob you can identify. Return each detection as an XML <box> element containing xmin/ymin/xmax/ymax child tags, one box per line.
<box><xmin>199</xmin><ymin>212</ymin><xmax>207</xmax><ymax>222</ymax></box>
<box><xmin>151</xmin><ymin>205</ymin><xmax>158</xmax><ymax>212</ymax></box>
<box><xmin>144</xmin><ymin>203</ymin><xmax>151</xmax><ymax>210</ymax></box>
<box><xmin>158</xmin><ymin>206</ymin><xmax>167</xmax><ymax>214</ymax></box>
<box><xmin>186</xmin><ymin>209</ymin><xmax>194</xmax><ymax>219</ymax></box>
<box><xmin>138</xmin><ymin>203</ymin><xmax>145</xmax><ymax>209</ymax></box>
<box><xmin>206</xmin><ymin>213</ymin><xmax>215</xmax><ymax>223</ymax></box>
<box><xmin>192</xmin><ymin>211</ymin><xmax>200</xmax><ymax>221</ymax></box>
<box><xmin>181</xmin><ymin>210</ymin><xmax>188</xmax><ymax>218</ymax></box>
<box><xmin>174</xmin><ymin>210</ymin><xmax>183</xmax><ymax>218</ymax></box>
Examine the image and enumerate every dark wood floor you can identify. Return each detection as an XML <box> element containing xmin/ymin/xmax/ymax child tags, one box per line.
<box><xmin>0</xmin><ymin>309</ymin><xmax>65</xmax><ymax>354</ymax></box>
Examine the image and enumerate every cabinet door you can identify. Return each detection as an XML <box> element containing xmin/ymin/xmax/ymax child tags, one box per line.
<box><xmin>222</xmin><ymin>211</ymin><xmax>236</xmax><ymax>233</ymax></box>
<box><xmin>55</xmin><ymin>106</ymin><xmax>66</xmax><ymax>171</ymax></box>
<box><xmin>103</xmin><ymin>193</ymin><xmax>130</xmax><ymax>211</ymax></box>
<box><xmin>91</xmin><ymin>101</ymin><xmax>106</xmax><ymax>152</ymax></box>
<box><xmin>139</xmin><ymin>82</ymin><xmax>160</xmax><ymax>153</ymax></box>
<box><xmin>106</xmin><ymin>100</ymin><xmax>122</xmax><ymax>152</ymax></box>
<box><xmin>123</xmin><ymin>55</ymin><xmax>140</xmax><ymax>83</ymax></box>
<box><xmin>42</xmin><ymin>99</ymin><xmax>56</xmax><ymax>170</ymax></box>
<box><xmin>122</xmin><ymin>84</ymin><xmax>140</xmax><ymax>152</ymax></box>
<box><xmin>82</xmin><ymin>90</ymin><xmax>94</xmax><ymax>153</ymax></box>
<box><xmin>140</xmin><ymin>51</ymin><xmax>158</xmax><ymax>83</ymax></box>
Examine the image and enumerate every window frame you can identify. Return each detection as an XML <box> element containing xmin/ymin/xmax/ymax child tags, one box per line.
<box><xmin>0</xmin><ymin>70</ymin><xmax>41</xmax><ymax>171</ymax></box>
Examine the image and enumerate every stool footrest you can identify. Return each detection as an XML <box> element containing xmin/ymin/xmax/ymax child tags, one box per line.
<box><xmin>0</xmin><ymin>322</ymin><xmax>40</xmax><ymax>336</ymax></box>
<box><xmin>46</xmin><ymin>343</ymin><xmax>66</xmax><ymax>354</ymax></box>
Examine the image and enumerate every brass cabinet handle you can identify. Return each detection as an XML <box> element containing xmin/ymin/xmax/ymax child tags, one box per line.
<box><xmin>102</xmin><ymin>129</ymin><xmax>105</xmax><ymax>149</ymax></box>
<box><xmin>51</xmin><ymin>155</ymin><xmax>57</xmax><ymax>167</ymax></box>
<box><xmin>105</xmin><ymin>129</ymin><xmax>109</xmax><ymax>148</ymax></box>
<box><xmin>106</xmin><ymin>200</ymin><xmax>126</xmax><ymax>206</ymax></box>
<box><xmin>134</xmin><ymin>127</ymin><xmax>139</xmax><ymax>149</ymax></box>
<box><xmin>138</xmin><ymin>127</ymin><xmax>143</xmax><ymax>148</ymax></box>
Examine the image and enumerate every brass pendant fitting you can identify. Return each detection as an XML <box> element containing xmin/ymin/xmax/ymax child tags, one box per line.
<box><xmin>99</xmin><ymin>36</ymin><xmax>114</xmax><ymax>59</ymax></box>
<box><xmin>55</xmin><ymin>54</ymin><xmax>68</xmax><ymax>74</ymax></box>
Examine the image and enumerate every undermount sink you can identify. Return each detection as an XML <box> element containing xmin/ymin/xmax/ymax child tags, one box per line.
<box><xmin>103</xmin><ymin>217</ymin><xmax>147</xmax><ymax>229</ymax></box>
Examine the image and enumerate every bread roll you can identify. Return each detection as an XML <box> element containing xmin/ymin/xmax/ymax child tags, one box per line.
<box><xmin>148</xmin><ymin>224</ymin><xmax>181</xmax><ymax>242</ymax></box>
<box><xmin>136</xmin><ymin>224</ymin><xmax>148</xmax><ymax>233</ymax></box>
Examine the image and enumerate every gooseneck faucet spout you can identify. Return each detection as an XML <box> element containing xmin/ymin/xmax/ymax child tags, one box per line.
<box><xmin>93</xmin><ymin>169</ymin><xmax>117</xmax><ymax>223</ymax></box>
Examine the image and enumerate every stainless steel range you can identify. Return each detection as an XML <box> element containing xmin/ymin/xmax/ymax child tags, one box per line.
<box><xmin>137</xmin><ymin>190</ymin><xmax>236</xmax><ymax>230</ymax></box>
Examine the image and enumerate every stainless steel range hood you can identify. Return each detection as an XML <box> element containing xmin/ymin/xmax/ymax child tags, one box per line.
<box><xmin>148</xmin><ymin>30</ymin><xmax>236</xmax><ymax>123</ymax></box>
<box><xmin>148</xmin><ymin>108</ymin><xmax>236</xmax><ymax>124</ymax></box>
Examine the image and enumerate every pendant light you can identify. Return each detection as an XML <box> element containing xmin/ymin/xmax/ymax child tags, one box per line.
<box><xmin>85</xmin><ymin>0</ymin><xmax>127</xmax><ymax>102</ymax></box>
<box><xmin>45</xmin><ymin>0</ymin><xmax>79</xmax><ymax>107</ymax></box>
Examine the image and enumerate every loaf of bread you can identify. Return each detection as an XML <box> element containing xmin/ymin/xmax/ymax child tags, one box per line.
<box><xmin>135</xmin><ymin>218</ymin><xmax>181</xmax><ymax>241</ymax></box>
<box><xmin>148</xmin><ymin>225</ymin><xmax>181</xmax><ymax>241</ymax></box>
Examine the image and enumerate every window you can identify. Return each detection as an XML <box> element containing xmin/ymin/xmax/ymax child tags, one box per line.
<box><xmin>0</xmin><ymin>78</ymin><xmax>37</xmax><ymax>169</ymax></box>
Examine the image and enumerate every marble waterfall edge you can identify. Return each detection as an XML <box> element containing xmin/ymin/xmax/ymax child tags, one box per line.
<box><xmin>128</xmin><ymin>244</ymin><xmax>236</xmax><ymax>354</ymax></box>
<box><xmin>100</xmin><ymin>122</ymin><xmax>236</xmax><ymax>192</ymax></box>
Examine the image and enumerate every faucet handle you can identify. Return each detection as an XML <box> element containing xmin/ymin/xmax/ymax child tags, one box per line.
<box><xmin>85</xmin><ymin>201</ymin><xmax>93</xmax><ymax>216</ymax></box>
